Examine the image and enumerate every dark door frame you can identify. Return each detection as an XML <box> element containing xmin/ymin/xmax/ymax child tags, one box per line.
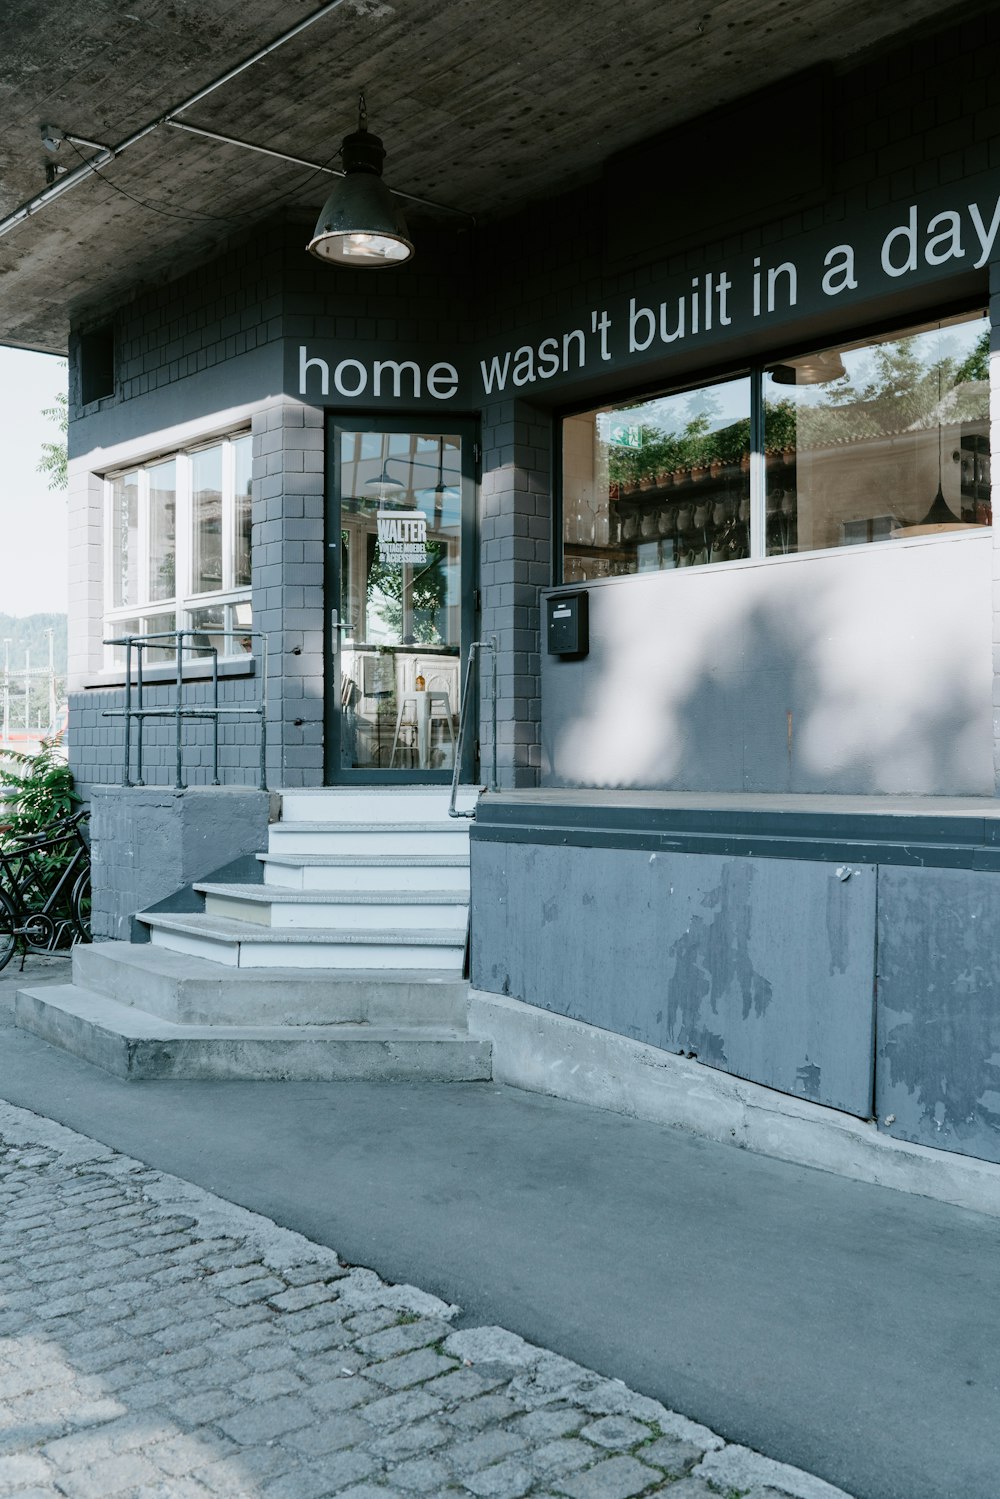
<box><xmin>324</xmin><ymin>411</ymin><xmax>480</xmax><ymax>785</ymax></box>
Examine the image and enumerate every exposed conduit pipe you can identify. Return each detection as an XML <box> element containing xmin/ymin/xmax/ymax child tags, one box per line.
<box><xmin>0</xmin><ymin>0</ymin><xmax>355</xmax><ymax>244</ymax></box>
<box><xmin>165</xmin><ymin>120</ymin><xmax>475</xmax><ymax>221</ymax></box>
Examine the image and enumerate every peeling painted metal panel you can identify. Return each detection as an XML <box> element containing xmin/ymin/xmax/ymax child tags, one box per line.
<box><xmin>472</xmin><ymin>842</ymin><xmax>876</xmax><ymax>1117</ymax></box>
<box><xmin>876</xmin><ymin>867</ymin><xmax>1000</xmax><ymax>1164</ymax></box>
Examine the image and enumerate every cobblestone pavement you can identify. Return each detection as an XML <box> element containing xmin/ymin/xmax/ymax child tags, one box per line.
<box><xmin>0</xmin><ymin>1099</ymin><xmax>855</xmax><ymax>1499</ymax></box>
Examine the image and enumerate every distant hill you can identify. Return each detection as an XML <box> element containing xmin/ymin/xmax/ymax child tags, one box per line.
<box><xmin>0</xmin><ymin>614</ymin><xmax>67</xmax><ymax>674</ymax></box>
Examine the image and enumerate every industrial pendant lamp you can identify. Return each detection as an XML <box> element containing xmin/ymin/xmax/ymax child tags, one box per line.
<box><xmin>307</xmin><ymin>93</ymin><xmax>414</xmax><ymax>268</ymax></box>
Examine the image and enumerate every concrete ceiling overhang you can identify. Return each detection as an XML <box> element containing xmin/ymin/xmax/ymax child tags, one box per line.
<box><xmin>0</xmin><ymin>0</ymin><xmax>992</xmax><ymax>353</ymax></box>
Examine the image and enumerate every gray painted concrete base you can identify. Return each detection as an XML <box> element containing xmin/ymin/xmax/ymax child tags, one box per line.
<box><xmin>16</xmin><ymin>983</ymin><xmax>492</xmax><ymax>1082</ymax></box>
<box><xmin>89</xmin><ymin>785</ymin><xmax>275</xmax><ymax>942</ymax></box>
<box><xmin>469</xmin><ymin>990</ymin><xmax>1000</xmax><ymax>1219</ymax></box>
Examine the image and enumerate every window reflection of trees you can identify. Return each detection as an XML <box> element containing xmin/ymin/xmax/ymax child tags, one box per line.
<box><xmin>563</xmin><ymin>314</ymin><xmax>990</xmax><ymax>582</ymax></box>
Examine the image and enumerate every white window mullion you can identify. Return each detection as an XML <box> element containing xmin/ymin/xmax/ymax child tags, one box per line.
<box><xmin>102</xmin><ymin>480</ymin><xmax>113</xmax><ymax>620</ymax></box>
<box><xmin>749</xmin><ymin>367</ymin><xmax>766</xmax><ymax>561</ymax></box>
<box><xmin>176</xmin><ymin>452</ymin><xmax>193</xmax><ymax>639</ymax></box>
<box><xmin>99</xmin><ymin>430</ymin><xmax>251</xmax><ymax>671</ymax></box>
<box><xmin>137</xmin><ymin>467</ymin><xmax>151</xmax><ymax>613</ymax></box>
<box><xmin>222</xmin><ymin>438</ymin><xmax>235</xmax><ymax>596</ymax></box>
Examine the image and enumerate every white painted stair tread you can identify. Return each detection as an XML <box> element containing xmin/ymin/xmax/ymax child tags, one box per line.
<box><xmin>279</xmin><ymin>788</ymin><xmax>480</xmax><ymax>820</ymax></box>
<box><xmin>281</xmin><ymin>786</ymin><xmax>481</xmax><ymax>793</ymax></box>
<box><xmin>195</xmin><ymin>883</ymin><xmax>467</xmax><ymax>904</ymax></box>
<box><xmin>272</xmin><ymin>821</ymin><xmax>471</xmax><ymax>832</ymax></box>
<box><xmin>141</xmin><ymin>912</ymin><xmax>465</xmax><ymax>944</ymax></box>
<box><xmin>258</xmin><ymin>853</ymin><xmax>469</xmax><ymax>866</ymax></box>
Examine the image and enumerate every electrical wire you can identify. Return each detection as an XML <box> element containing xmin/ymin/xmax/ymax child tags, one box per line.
<box><xmin>65</xmin><ymin>137</ymin><xmax>341</xmax><ymax>227</ymax></box>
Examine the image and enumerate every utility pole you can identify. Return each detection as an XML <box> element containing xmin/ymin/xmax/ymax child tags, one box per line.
<box><xmin>2</xmin><ymin>639</ymin><xmax>9</xmax><ymax>748</ymax></box>
<box><xmin>23</xmin><ymin>650</ymin><xmax>29</xmax><ymax>732</ymax></box>
<box><xmin>47</xmin><ymin>628</ymin><xmax>56</xmax><ymax>735</ymax></box>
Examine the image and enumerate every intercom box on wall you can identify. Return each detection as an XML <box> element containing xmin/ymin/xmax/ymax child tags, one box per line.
<box><xmin>547</xmin><ymin>591</ymin><xmax>589</xmax><ymax>658</ymax></box>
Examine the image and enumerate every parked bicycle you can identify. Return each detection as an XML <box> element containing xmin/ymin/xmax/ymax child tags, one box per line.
<box><xmin>0</xmin><ymin>808</ymin><xmax>91</xmax><ymax>971</ymax></box>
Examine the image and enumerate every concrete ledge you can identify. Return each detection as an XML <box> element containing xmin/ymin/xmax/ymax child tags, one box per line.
<box><xmin>469</xmin><ymin>989</ymin><xmax>1000</xmax><ymax>1220</ymax></box>
<box><xmin>74</xmin><ymin>942</ymin><xmax>470</xmax><ymax>1027</ymax></box>
<box><xmin>16</xmin><ymin>984</ymin><xmax>492</xmax><ymax>1082</ymax></box>
<box><xmin>90</xmin><ymin>785</ymin><xmax>273</xmax><ymax>942</ymax></box>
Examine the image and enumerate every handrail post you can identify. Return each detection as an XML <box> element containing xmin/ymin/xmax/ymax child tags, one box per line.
<box><xmin>174</xmin><ymin>631</ymin><xmax>185</xmax><ymax>790</ymax></box>
<box><xmin>449</xmin><ymin>634</ymin><xmax>499</xmax><ymax>819</ymax></box>
<box><xmin>122</xmin><ymin>639</ymin><xmax>132</xmax><ymax>787</ymax></box>
<box><xmin>135</xmin><ymin>642</ymin><xmax>145</xmax><ymax>786</ymax></box>
<box><xmin>259</xmin><ymin>633</ymin><xmax>268</xmax><ymax>791</ymax></box>
<box><xmin>211</xmin><ymin>646</ymin><xmax>220</xmax><ymax>785</ymax></box>
<box><xmin>490</xmin><ymin>632</ymin><xmax>498</xmax><ymax>793</ymax></box>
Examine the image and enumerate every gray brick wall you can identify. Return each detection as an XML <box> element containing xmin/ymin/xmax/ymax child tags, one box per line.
<box><xmin>68</xmin><ymin>232</ymin><xmax>285</xmax><ymax>424</ymax></box>
<box><xmin>65</xmin><ymin>8</ymin><xmax>1000</xmax><ymax>798</ymax></box>
<box><xmin>68</xmin><ymin>676</ymin><xmax>263</xmax><ymax>803</ymax></box>
<box><xmin>251</xmin><ymin>398</ymin><xmax>327</xmax><ymax>788</ymax></box>
<box><xmin>479</xmin><ymin>398</ymin><xmax>551</xmax><ymax>787</ymax></box>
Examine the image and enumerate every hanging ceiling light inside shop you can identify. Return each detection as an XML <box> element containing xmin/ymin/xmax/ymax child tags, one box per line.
<box><xmin>769</xmin><ymin>350</ymin><xmax>847</xmax><ymax>385</ymax></box>
<box><xmin>307</xmin><ymin>93</ymin><xmax>414</xmax><ymax>268</ymax></box>
<box><xmin>893</xmin><ymin>355</ymin><xmax>978</xmax><ymax>537</ymax></box>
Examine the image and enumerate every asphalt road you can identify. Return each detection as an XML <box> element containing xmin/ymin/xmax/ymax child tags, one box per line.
<box><xmin>2</xmin><ymin>955</ymin><xmax>998</xmax><ymax>1499</ymax></box>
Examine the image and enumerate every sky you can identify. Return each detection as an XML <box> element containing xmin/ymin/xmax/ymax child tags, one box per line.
<box><xmin>0</xmin><ymin>346</ymin><xmax>69</xmax><ymax>617</ymax></box>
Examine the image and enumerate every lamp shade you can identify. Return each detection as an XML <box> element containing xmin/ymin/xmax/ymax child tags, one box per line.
<box><xmin>770</xmin><ymin>351</ymin><xmax>847</xmax><ymax>386</ymax></box>
<box><xmin>892</xmin><ymin>482</ymin><xmax>978</xmax><ymax>537</ymax></box>
<box><xmin>307</xmin><ymin>125</ymin><xmax>413</xmax><ymax>267</ymax></box>
<box><xmin>365</xmin><ymin>464</ymin><xmax>405</xmax><ymax>493</ymax></box>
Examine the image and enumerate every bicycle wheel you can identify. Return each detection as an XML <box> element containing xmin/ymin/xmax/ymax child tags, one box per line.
<box><xmin>0</xmin><ymin>890</ymin><xmax>18</xmax><ymax>973</ymax></box>
<box><xmin>71</xmin><ymin>868</ymin><xmax>92</xmax><ymax>943</ymax></box>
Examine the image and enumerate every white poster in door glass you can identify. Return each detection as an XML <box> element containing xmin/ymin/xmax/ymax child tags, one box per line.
<box><xmin>377</xmin><ymin>510</ymin><xmax>428</xmax><ymax>565</ymax></box>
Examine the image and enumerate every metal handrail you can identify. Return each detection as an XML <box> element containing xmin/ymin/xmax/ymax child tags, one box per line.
<box><xmin>449</xmin><ymin>635</ymin><xmax>498</xmax><ymax>820</ymax></box>
<box><xmin>101</xmin><ymin>630</ymin><xmax>269</xmax><ymax>791</ymax></box>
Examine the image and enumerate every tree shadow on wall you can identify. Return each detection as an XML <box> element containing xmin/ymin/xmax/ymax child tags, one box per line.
<box><xmin>545</xmin><ymin>571</ymin><xmax>990</xmax><ymax>796</ymax></box>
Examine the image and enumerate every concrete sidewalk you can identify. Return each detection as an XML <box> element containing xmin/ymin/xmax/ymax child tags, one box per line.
<box><xmin>0</xmin><ymin>1093</ymin><xmax>848</xmax><ymax>1499</ymax></box>
<box><xmin>1</xmin><ymin>954</ymin><xmax>997</xmax><ymax>1499</ymax></box>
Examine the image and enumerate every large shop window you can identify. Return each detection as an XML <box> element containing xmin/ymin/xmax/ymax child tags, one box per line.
<box><xmin>562</xmin><ymin>310</ymin><xmax>990</xmax><ymax>583</ymax></box>
<box><xmin>104</xmin><ymin>432</ymin><xmax>253</xmax><ymax>668</ymax></box>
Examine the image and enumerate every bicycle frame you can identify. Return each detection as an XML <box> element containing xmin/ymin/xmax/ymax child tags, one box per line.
<box><xmin>0</xmin><ymin>809</ymin><xmax>91</xmax><ymax>962</ymax></box>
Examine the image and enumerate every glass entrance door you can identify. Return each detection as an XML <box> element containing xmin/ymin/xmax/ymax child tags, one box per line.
<box><xmin>325</xmin><ymin>418</ymin><xmax>477</xmax><ymax>782</ymax></box>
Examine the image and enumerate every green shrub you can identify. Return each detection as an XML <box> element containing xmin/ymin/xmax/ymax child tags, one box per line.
<box><xmin>1</xmin><ymin>739</ymin><xmax>83</xmax><ymax>916</ymax></box>
<box><xmin>1</xmin><ymin>738</ymin><xmax>79</xmax><ymax>844</ymax></box>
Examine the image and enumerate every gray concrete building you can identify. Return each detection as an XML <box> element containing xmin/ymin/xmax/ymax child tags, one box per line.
<box><xmin>5</xmin><ymin>0</ymin><xmax>1000</xmax><ymax>1199</ymax></box>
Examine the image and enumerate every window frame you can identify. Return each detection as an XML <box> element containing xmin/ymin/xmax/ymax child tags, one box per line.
<box><xmin>102</xmin><ymin>429</ymin><xmax>253</xmax><ymax>669</ymax></box>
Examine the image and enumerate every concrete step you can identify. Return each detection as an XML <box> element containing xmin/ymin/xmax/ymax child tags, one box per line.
<box><xmin>14</xmin><ymin>983</ymin><xmax>492</xmax><ymax>1082</ymax></box>
<box><xmin>72</xmin><ymin>942</ymin><xmax>471</xmax><ymax>1027</ymax></box>
<box><xmin>196</xmin><ymin>883</ymin><xmax>470</xmax><ymax>931</ymax></box>
<box><xmin>268</xmin><ymin>822</ymin><xmax>472</xmax><ymax>857</ymax></box>
<box><xmin>279</xmin><ymin>787</ymin><xmax>479</xmax><ymax>823</ymax></box>
<box><xmin>259</xmin><ymin>853</ymin><xmax>470</xmax><ymax>893</ymax></box>
<box><xmin>141</xmin><ymin>911</ymin><xmax>467</xmax><ymax>970</ymax></box>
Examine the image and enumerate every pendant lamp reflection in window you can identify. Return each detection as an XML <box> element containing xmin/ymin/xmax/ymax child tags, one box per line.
<box><xmin>307</xmin><ymin>94</ymin><xmax>414</xmax><ymax>268</ymax></box>
<box><xmin>364</xmin><ymin>435</ymin><xmax>406</xmax><ymax>497</ymax></box>
<box><xmin>415</xmin><ymin>439</ymin><xmax>460</xmax><ymax>526</ymax></box>
<box><xmin>769</xmin><ymin>351</ymin><xmax>847</xmax><ymax>386</ymax></box>
<box><xmin>893</xmin><ymin>355</ymin><xmax>979</xmax><ymax>538</ymax></box>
